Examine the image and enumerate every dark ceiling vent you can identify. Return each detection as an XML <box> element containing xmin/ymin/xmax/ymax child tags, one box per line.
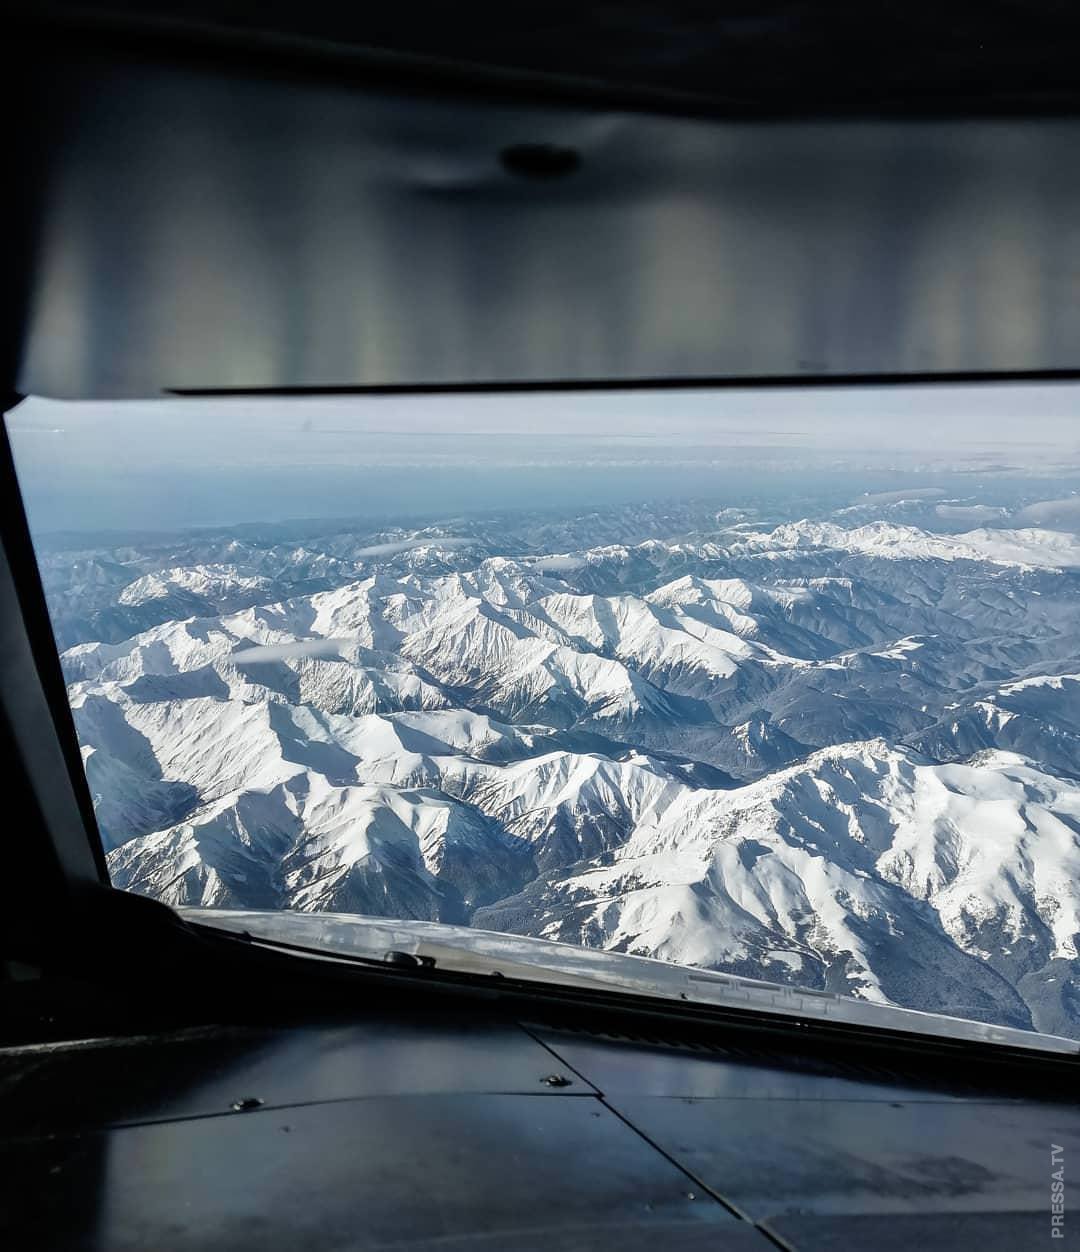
<box><xmin>499</xmin><ymin>142</ymin><xmax>581</xmax><ymax>179</ymax></box>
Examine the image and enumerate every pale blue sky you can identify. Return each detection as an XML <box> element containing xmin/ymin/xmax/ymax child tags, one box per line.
<box><xmin>7</xmin><ymin>385</ymin><xmax>1080</xmax><ymax>533</ymax></box>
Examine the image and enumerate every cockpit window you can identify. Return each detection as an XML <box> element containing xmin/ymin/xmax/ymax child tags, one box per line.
<box><xmin>7</xmin><ymin>386</ymin><xmax>1080</xmax><ymax>1040</ymax></box>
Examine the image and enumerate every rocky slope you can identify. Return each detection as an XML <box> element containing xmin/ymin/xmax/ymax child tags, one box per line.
<box><xmin>43</xmin><ymin>505</ymin><xmax>1080</xmax><ymax>1037</ymax></box>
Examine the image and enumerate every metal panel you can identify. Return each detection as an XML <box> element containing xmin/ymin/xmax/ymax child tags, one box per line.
<box><xmin>607</xmin><ymin>1094</ymin><xmax>1080</xmax><ymax>1221</ymax></box>
<box><xmin>534</xmin><ymin>1027</ymin><xmax>990</xmax><ymax>1102</ymax></box>
<box><xmin>764</xmin><ymin>1211</ymin><xmax>1064</xmax><ymax>1251</ymax></box>
<box><xmin>0</xmin><ymin>1017</ymin><xmax>592</xmax><ymax>1138</ymax></box>
<box><xmin>364</xmin><ymin>1229</ymin><xmax>773</xmax><ymax>1252</ymax></box>
<box><xmin>0</xmin><ymin>1094</ymin><xmax>769</xmax><ymax>1251</ymax></box>
<box><xmin>14</xmin><ymin>44</ymin><xmax>1080</xmax><ymax>397</ymax></box>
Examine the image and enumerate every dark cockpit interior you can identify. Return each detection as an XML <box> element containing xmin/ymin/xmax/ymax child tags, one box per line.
<box><xmin>3</xmin><ymin>5</ymin><xmax>1080</xmax><ymax>1249</ymax></box>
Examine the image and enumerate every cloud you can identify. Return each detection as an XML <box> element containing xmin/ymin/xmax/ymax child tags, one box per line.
<box><xmin>853</xmin><ymin>488</ymin><xmax>946</xmax><ymax>506</ymax></box>
<box><xmin>531</xmin><ymin>555</ymin><xmax>586</xmax><ymax>573</ymax></box>
<box><xmin>1014</xmin><ymin>496</ymin><xmax>1080</xmax><ymax>529</ymax></box>
<box><xmin>232</xmin><ymin>638</ymin><xmax>347</xmax><ymax>664</ymax></box>
<box><xmin>353</xmin><ymin>537</ymin><xmax>469</xmax><ymax>558</ymax></box>
<box><xmin>935</xmin><ymin>504</ymin><xmax>1008</xmax><ymax>523</ymax></box>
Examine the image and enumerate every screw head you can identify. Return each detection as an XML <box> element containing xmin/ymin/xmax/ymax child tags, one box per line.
<box><xmin>230</xmin><ymin>1096</ymin><xmax>264</xmax><ymax>1112</ymax></box>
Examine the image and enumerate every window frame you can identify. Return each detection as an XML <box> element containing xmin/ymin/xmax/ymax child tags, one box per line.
<box><xmin>0</xmin><ymin>413</ymin><xmax>108</xmax><ymax>911</ymax></box>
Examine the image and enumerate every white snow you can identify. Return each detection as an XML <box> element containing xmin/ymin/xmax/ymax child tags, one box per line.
<box><xmin>46</xmin><ymin>504</ymin><xmax>1080</xmax><ymax>1037</ymax></box>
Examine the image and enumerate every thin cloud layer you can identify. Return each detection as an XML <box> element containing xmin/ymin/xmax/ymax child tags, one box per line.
<box><xmin>856</xmin><ymin>488</ymin><xmax>946</xmax><ymax>506</ymax></box>
<box><xmin>935</xmin><ymin>504</ymin><xmax>1008</xmax><ymax>523</ymax></box>
<box><xmin>354</xmin><ymin>537</ymin><xmax>468</xmax><ymax>558</ymax></box>
<box><xmin>1015</xmin><ymin>496</ymin><xmax>1080</xmax><ymax>529</ymax></box>
<box><xmin>232</xmin><ymin>639</ymin><xmax>347</xmax><ymax>664</ymax></box>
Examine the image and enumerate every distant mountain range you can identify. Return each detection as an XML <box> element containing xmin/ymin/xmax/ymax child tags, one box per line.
<box><xmin>42</xmin><ymin>503</ymin><xmax>1080</xmax><ymax>1038</ymax></box>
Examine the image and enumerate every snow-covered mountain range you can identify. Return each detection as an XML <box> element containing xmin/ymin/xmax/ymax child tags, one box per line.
<box><xmin>38</xmin><ymin>501</ymin><xmax>1080</xmax><ymax>1037</ymax></box>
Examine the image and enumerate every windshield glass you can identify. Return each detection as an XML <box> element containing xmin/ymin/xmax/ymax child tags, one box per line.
<box><xmin>7</xmin><ymin>386</ymin><xmax>1080</xmax><ymax>1041</ymax></box>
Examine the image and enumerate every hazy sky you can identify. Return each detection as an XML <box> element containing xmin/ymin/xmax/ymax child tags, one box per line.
<box><xmin>7</xmin><ymin>384</ymin><xmax>1080</xmax><ymax>534</ymax></box>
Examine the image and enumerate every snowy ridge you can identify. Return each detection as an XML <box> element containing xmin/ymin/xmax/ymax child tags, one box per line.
<box><xmin>477</xmin><ymin>741</ymin><xmax>1080</xmax><ymax>1035</ymax></box>
<box><xmin>734</xmin><ymin>520</ymin><xmax>1080</xmax><ymax>569</ymax></box>
<box><xmin>43</xmin><ymin>504</ymin><xmax>1080</xmax><ymax>1037</ymax></box>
